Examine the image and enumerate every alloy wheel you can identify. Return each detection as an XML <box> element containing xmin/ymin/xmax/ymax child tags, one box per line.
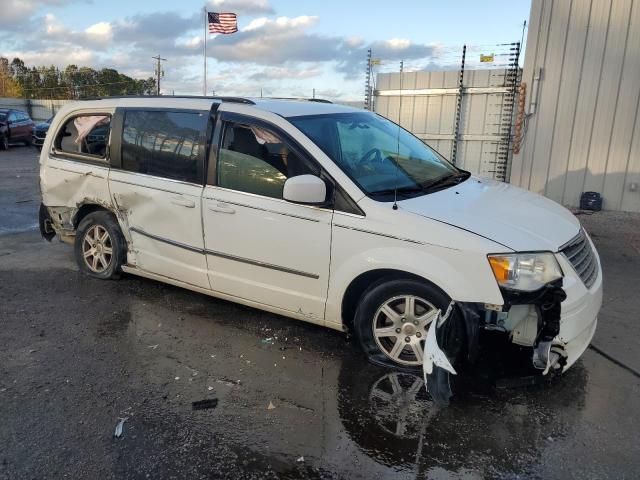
<box><xmin>82</xmin><ymin>225</ymin><xmax>113</xmax><ymax>273</ymax></box>
<box><xmin>372</xmin><ymin>295</ymin><xmax>439</xmax><ymax>366</ymax></box>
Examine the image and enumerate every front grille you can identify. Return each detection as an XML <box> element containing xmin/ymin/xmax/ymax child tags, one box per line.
<box><xmin>560</xmin><ymin>229</ymin><xmax>598</xmax><ymax>289</ymax></box>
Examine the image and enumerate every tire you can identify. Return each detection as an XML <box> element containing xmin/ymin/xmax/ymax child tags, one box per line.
<box><xmin>74</xmin><ymin>211</ymin><xmax>126</xmax><ymax>280</ymax></box>
<box><xmin>0</xmin><ymin>135</ymin><xmax>8</xmax><ymax>151</ymax></box>
<box><xmin>24</xmin><ymin>136</ymin><xmax>33</xmax><ymax>147</ymax></box>
<box><xmin>353</xmin><ymin>278</ymin><xmax>465</xmax><ymax>371</ymax></box>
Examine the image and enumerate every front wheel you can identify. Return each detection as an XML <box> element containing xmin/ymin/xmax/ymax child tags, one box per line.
<box><xmin>74</xmin><ymin>211</ymin><xmax>126</xmax><ymax>279</ymax></box>
<box><xmin>353</xmin><ymin>278</ymin><xmax>464</xmax><ymax>370</ymax></box>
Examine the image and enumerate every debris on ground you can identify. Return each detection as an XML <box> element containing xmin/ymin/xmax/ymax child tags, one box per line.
<box><xmin>267</xmin><ymin>401</ymin><xmax>276</xmax><ymax>410</ymax></box>
<box><xmin>147</xmin><ymin>344</ymin><xmax>159</xmax><ymax>349</ymax></box>
<box><xmin>216</xmin><ymin>379</ymin><xmax>235</xmax><ymax>387</ymax></box>
<box><xmin>192</xmin><ymin>398</ymin><xmax>219</xmax><ymax>410</ymax></box>
<box><xmin>297</xmin><ymin>456</ymin><xmax>304</xmax><ymax>463</ymax></box>
<box><xmin>114</xmin><ymin>417</ymin><xmax>128</xmax><ymax>438</ymax></box>
<box><xmin>262</xmin><ymin>337</ymin><xmax>274</xmax><ymax>344</ymax></box>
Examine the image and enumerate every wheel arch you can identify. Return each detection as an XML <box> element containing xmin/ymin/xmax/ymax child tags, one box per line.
<box><xmin>340</xmin><ymin>269</ymin><xmax>447</xmax><ymax>334</ymax></box>
<box><xmin>73</xmin><ymin>202</ymin><xmax>116</xmax><ymax>229</ymax></box>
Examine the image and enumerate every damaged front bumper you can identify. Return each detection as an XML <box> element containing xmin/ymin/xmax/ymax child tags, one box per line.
<box><xmin>424</xmin><ymin>250</ymin><xmax>602</xmax><ymax>403</ymax></box>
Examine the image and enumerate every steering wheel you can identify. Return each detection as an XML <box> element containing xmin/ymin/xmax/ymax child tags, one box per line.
<box><xmin>359</xmin><ymin>147</ymin><xmax>384</xmax><ymax>166</ymax></box>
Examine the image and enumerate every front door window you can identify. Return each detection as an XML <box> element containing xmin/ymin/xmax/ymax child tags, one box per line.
<box><xmin>217</xmin><ymin>121</ymin><xmax>318</xmax><ymax>199</ymax></box>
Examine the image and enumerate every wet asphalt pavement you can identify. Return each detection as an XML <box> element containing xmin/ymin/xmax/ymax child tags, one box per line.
<box><xmin>1</xmin><ymin>147</ymin><xmax>640</xmax><ymax>479</ymax></box>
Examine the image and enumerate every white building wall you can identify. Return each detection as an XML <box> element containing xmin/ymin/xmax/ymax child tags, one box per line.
<box><xmin>511</xmin><ymin>0</ymin><xmax>640</xmax><ymax>212</ymax></box>
<box><xmin>375</xmin><ymin>69</ymin><xmax>516</xmax><ymax>180</ymax></box>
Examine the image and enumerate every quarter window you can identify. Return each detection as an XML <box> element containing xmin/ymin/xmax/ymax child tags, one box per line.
<box><xmin>217</xmin><ymin>121</ymin><xmax>318</xmax><ymax>199</ymax></box>
<box><xmin>121</xmin><ymin>110</ymin><xmax>207</xmax><ymax>183</ymax></box>
<box><xmin>54</xmin><ymin>114</ymin><xmax>111</xmax><ymax>159</ymax></box>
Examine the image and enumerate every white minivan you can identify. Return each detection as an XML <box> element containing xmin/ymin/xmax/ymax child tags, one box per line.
<box><xmin>39</xmin><ymin>96</ymin><xmax>602</xmax><ymax>397</ymax></box>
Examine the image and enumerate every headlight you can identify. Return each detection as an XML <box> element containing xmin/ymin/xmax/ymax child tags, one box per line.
<box><xmin>488</xmin><ymin>252</ymin><xmax>563</xmax><ymax>291</ymax></box>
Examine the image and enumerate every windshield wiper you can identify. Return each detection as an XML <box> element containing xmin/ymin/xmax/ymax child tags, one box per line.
<box><xmin>422</xmin><ymin>172</ymin><xmax>470</xmax><ymax>192</ymax></box>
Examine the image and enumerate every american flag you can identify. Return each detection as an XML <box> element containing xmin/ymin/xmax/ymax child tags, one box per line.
<box><xmin>208</xmin><ymin>12</ymin><xmax>238</xmax><ymax>34</ymax></box>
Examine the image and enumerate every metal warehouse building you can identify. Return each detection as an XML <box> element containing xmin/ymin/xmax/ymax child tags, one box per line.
<box><xmin>512</xmin><ymin>0</ymin><xmax>640</xmax><ymax>213</ymax></box>
<box><xmin>375</xmin><ymin>0</ymin><xmax>640</xmax><ymax>213</ymax></box>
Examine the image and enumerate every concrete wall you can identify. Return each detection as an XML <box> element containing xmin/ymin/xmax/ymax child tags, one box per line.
<box><xmin>374</xmin><ymin>69</ymin><xmax>516</xmax><ymax>181</ymax></box>
<box><xmin>511</xmin><ymin>0</ymin><xmax>640</xmax><ymax>212</ymax></box>
<box><xmin>0</xmin><ymin>97</ymin><xmax>71</xmax><ymax>121</ymax></box>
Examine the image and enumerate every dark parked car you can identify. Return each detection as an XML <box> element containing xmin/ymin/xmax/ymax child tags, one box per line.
<box><xmin>33</xmin><ymin>116</ymin><xmax>54</xmax><ymax>148</ymax></box>
<box><xmin>0</xmin><ymin>109</ymin><xmax>35</xmax><ymax>150</ymax></box>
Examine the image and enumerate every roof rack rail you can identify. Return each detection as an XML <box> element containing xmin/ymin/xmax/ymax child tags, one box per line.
<box><xmin>78</xmin><ymin>95</ymin><xmax>255</xmax><ymax>105</ymax></box>
<box><xmin>264</xmin><ymin>96</ymin><xmax>333</xmax><ymax>104</ymax></box>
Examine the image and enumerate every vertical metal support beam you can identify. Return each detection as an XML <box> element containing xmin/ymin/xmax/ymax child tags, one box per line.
<box><xmin>502</xmin><ymin>41</ymin><xmax>521</xmax><ymax>183</ymax></box>
<box><xmin>451</xmin><ymin>45</ymin><xmax>466</xmax><ymax>165</ymax></box>
<box><xmin>364</xmin><ymin>48</ymin><xmax>372</xmax><ymax>110</ymax></box>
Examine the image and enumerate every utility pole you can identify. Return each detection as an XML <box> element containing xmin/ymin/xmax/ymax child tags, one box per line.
<box><xmin>152</xmin><ymin>54</ymin><xmax>166</xmax><ymax>95</ymax></box>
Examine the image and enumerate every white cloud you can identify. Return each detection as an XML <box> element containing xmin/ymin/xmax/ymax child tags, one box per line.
<box><xmin>0</xmin><ymin>0</ymin><xmax>83</xmax><ymax>28</ymax></box>
<box><xmin>208</xmin><ymin>0</ymin><xmax>274</xmax><ymax>15</ymax></box>
<box><xmin>4</xmin><ymin>47</ymin><xmax>94</xmax><ymax>67</ymax></box>
<box><xmin>249</xmin><ymin>66</ymin><xmax>321</xmax><ymax>80</ymax></box>
<box><xmin>385</xmin><ymin>38</ymin><xmax>411</xmax><ymax>49</ymax></box>
<box><xmin>85</xmin><ymin>22</ymin><xmax>113</xmax><ymax>41</ymax></box>
<box><xmin>242</xmin><ymin>15</ymin><xmax>318</xmax><ymax>32</ymax></box>
<box><xmin>1</xmin><ymin>4</ymin><xmax>446</xmax><ymax>100</ymax></box>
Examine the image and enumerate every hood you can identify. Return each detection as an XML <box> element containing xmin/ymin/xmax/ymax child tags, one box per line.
<box><xmin>35</xmin><ymin>122</ymin><xmax>50</xmax><ymax>131</ymax></box>
<box><xmin>400</xmin><ymin>176</ymin><xmax>580</xmax><ymax>252</ymax></box>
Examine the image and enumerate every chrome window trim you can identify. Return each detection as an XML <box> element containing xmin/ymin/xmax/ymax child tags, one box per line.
<box><xmin>110</xmin><ymin>171</ymin><xmax>205</xmax><ymax>191</ymax></box>
<box><xmin>208</xmin><ymin>185</ymin><xmax>334</xmax><ymax>213</ymax></box>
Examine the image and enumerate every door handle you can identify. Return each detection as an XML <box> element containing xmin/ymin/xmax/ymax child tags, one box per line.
<box><xmin>170</xmin><ymin>196</ymin><xmax>196</xmax><ymax>208</ymax></box>
<box><xmin>207</xmin><ymin>202</ymin><xmax>235</xmax><ymax>214</ymax></box>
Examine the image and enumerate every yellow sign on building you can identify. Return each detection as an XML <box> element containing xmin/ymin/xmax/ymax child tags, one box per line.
<box><xmin>480</xmin><ymin>54</ymin><xmax>495</xmax><ymax>63</ymax></box>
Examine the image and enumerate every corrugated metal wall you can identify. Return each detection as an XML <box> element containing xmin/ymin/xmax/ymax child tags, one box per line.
<box><xmin>374</xmin><ymin>69</ymin><xmax>516</xmax><ymax>180</ymax></box>
<box><xmin>511</xmin><ymin>0</ymin><xmax>640</xmax><ymax>212</ymax></box>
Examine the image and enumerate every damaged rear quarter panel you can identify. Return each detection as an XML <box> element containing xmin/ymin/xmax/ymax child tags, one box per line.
<box><xmin>40</xmin><ymin>153</ymin><xmax>114</xmax><ymax>236</ymax></box>
<box><xmin>40</xmin><ymin>106</ymin><xmax>117</xmax><ymax>237</ymax></box>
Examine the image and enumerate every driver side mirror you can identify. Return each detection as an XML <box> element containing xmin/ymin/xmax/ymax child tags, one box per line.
<box><xmin>283</xmin><ymin>174</ymin><xmax>327</xmax><ymax>205</ymax></box>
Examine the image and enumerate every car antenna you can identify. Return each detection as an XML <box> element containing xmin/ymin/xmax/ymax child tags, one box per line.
<box><xmin>392</xmin><ymin>60</ymin><xmax>404</xmax><ymax>211</ymax></box>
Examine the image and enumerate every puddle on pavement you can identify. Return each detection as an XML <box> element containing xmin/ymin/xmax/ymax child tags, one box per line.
<box><xmin>89</xmin><ymin>274</ymin><xmax>589</xmax><ymax>478</ymax></box>
<box><xmin>97</xmin><ymin>310</ymin><xmax>132</xmax><ymax>337</ymax></box>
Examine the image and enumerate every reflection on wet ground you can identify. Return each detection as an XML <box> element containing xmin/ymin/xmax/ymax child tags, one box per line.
<box><xmin>1</xmin><ymin>231</ymin><xmax>640</xmax><ymax>479</ymax></box>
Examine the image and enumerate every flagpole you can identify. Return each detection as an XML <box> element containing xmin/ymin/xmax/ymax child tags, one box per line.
<box><xmin>203</xmin><ymin>6</ymin><xmax>207</xmax><ymax>96</ymax></box>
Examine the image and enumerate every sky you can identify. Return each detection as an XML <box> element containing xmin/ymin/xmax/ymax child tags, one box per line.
<box><xmin>0</xmin><ymin>0</ymin><xmax>532</xmax><ymax>100</ymax></box>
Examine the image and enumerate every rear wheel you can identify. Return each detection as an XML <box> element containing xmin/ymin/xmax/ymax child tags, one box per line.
<box><xmin>0</xmin><ymin>136</ymin><xmax>8</xmax><ymax>150</ymax></box>
<box><xmin>74</xmin><ymin>211</ymin><xmax>126</xmax><ymax>279</ymax></box>
<box><xmin>353</xmin><ymin>278</ymin><xmax>464</xmax><ymax>370</ymax></box>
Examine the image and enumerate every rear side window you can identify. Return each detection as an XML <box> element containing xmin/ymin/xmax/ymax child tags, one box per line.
<box><xmin>121</xmin><ymin>110</ymin><xmax>207</xmax><ymax>183</ymax></box>
<box><xmin>54</xmin><ymin>114</ymin><xmax>111</xmax><ymax>159</ymax></box>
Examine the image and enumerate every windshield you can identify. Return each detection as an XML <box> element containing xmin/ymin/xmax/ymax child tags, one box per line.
<box><xmin>290</xmin><ymin>111</ymin><xmax>467</xmax><ymax>201</ymax></box>
<box><xmin>0</xmin><ymin>113</ymin><xmax>6</xmax><ymax>122</ymax></box>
